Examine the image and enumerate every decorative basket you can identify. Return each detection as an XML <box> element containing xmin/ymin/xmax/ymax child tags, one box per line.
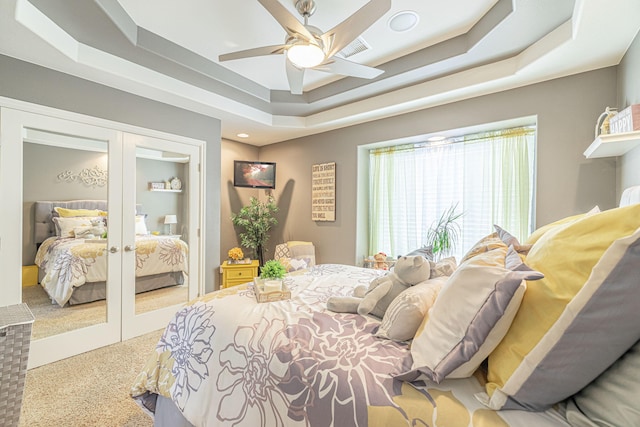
<box><xmin>0</xmin><ymin>303</ymin><xmax>35</xmax><ymax>427</ymax></box>
<box><xmin>254</xmin><ymin>278</ymin><xmax>291</xmax><ymax>303</ymax></box>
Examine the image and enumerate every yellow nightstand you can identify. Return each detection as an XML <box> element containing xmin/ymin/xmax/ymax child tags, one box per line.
<box><xmin>220</xmin><ymin>260</ymin><xmax>259</xmax><ymax>289</ymax></box>
<box><xmin>22</xmin><ymin>265</ymin><xmax>38</xmax><ymax>287</ymax></box>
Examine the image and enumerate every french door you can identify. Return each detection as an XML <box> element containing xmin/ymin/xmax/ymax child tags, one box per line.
<box><xmin>0</xmin><ymin>104</ymin><xmax>203</xmax><ymax>368</ymax></box>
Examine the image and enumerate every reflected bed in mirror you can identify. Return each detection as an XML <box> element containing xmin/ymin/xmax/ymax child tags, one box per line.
<box><xmin>33</xmin><ymin>200</ymin><xmax>188</xmax><ymax>306</ymax></box>
<box><xmin>24</xmin><ymin>200</ymin><xmax>189</xmax><ymax>339</ymax></box>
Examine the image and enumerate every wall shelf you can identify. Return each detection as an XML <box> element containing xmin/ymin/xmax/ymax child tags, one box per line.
<box><xmin>584</xmin><ymin>130</ymin><xmax>640</xmax><ymax>158</ymax></box>
<box><xmin>149</xmin><ymin>189</ymin><xmax>182</xmax><ymax>193</ymax></box>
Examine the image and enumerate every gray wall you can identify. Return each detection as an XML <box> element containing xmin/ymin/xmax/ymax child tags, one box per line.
<box><xmin>0</xmin><ymin>55</ymin><xmax>221</xmax><ymax>292</ymax></box>
<box><xmin>618</xmin><ymin>30</ymin><xmax>640</xmax><ymax>192</ymax></box>
<box><xmin>256</xmin><ymin>68</ymin><xmax>619</xmax><ymax>265</ymax></box>
<box><xmin>22</xmin><ymin>145</ymin><xmax>184</xmax><ymax>264</ymax></box>
<box><xmin>220</xmin><ymin>139</ymin><xmax>260</xmax><ymax>264</ymax></box>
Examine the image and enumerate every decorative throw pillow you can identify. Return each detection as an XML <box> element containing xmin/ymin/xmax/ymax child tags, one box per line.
<box><xmin>374</xmin><ymin>276</ymin><xmax>446</xmax><ymax>342</ymax></box>
<box><xmin>274</xmin><ymin>243</ymin><xmax>291</xmax><ymax>260</ymax></box>
<box><xmin>53</xmin><ymin>216</ymin><xmax>105</xmax><ymax>238</ymax></box>
<box><xmin>459</xmin><ymin>232</ymin><xmax>505</xmax><ymax>264</ymax></box>
<box><xmin>135</xmin><ymin>214</ymin><xmax>149</xmax><ymax>235</ymax></box>
<box><xmin>429</xmin><ymin>256</ymin><xmax>457</xmax><ymax>278</ymax></box>
<box><xmin>396</xmin><ymin>246</ymin><xmax>543</xmax><ymax>383</ymax></box>
<box><xmin>405</xmin><ymin>245</ymin><xmax>434</xmax><ymax>261</ymax></box>
<box><xmin>288</xmin><ymin>242</ymin><xmax>316</xmax><ymax>266</ymax></box>
<box><xmin>565</xmin><ymin>339</ymin><xmax>640</xmax><ymax>427</ymax></box>
<box><xmin>279</xmin><ymin>257</ymin><xmax>310</xmax><ymax>272</ymax></box>
<box><xmin>494</xmin><ymin>225</ymin><xmax>532</xmax><ymax>255</ymax></box>
<box><xmin>481</xmin><ymin>204</ymin><xmax>640</xmax><ymax>411</ymax></box>
<box><xmin>524</xmin><ymin>205</ymin><xmax>599</xmax><ymax>245</ymax></box>
<box><xmin>54</xmin><ymin>207</ymin><xmax>107</xmax><ymax>218</ymax></box>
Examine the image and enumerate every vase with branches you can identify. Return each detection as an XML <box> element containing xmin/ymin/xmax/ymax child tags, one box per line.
<box><xmin>231</xmin><ymin>196</ymin><xmax>278</xmax><ymax>266</ymax></box>
<box><xmin>426</xmin><ymin>203</ymin><xmax>463</xmax><ymax>260</ymax></box>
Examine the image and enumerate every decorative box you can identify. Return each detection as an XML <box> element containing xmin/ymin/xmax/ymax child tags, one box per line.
<box><xmin>609</xmin><ymin>104</ymin><xmax>640</xmax><ymax>134</ymax></box>
<box><xmin>254</xmin><ymin>278</ymin><xmax>291</xmax><ymax>303</ymax></box>
<box><xmin>148</xmin><ymin>182</ymin><xmax>166</xmax><ymax>190</ymax></box>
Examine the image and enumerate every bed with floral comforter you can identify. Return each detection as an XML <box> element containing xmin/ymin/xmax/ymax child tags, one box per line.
<box><xmin>36</xmin><ymin>235</ymin><xmax>188</xmax><ymax>306</ymax></box>
<box><xmin>131</xmin><ymin>264</ymin><xmax>571</xmax><ymax>427</ymax></box>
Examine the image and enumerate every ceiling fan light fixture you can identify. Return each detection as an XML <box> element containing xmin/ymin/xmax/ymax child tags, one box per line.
<box><xmin>287</xmin><ymin>43</ymin><xmax>325</xmax><ymax>68</ymax></box>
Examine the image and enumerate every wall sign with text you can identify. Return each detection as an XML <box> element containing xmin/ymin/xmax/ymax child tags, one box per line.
<box><xmin>312</xmin><ymin>162</ymin><xmax>336</xmax><ymax>222</ymax></box>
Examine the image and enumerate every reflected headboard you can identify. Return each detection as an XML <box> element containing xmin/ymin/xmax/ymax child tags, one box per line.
<box><xmin>34</xmin><ymin>200</ymin><xmax>141</xmax><ymax>244</ymax></box>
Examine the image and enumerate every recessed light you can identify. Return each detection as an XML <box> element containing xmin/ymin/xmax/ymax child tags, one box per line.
<box><xmin>388</xmin><ymin>11</ymin><xmax>419</xmax><ymax>33</ymax></box>
<box><xmin>237</xmin><ymin>133</ymin><xmax>249</xmax><ymax>138</ymax></box>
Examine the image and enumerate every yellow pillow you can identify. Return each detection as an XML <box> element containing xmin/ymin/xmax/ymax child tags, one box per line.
<box><xmin>54</xmin><ymin>207</ymin><xmax>107</xmax><ymax>217</ymax></box>
<box><xmin>286</xmin><ymin>241</ymin><xmax>313</xmax><ymax>247</ymax></box>
<box><xmin>525</xmin><ymin>206</ymin><xmax>599</xmax><ymax>245</ymax></box>
<box><xmin>459</xmin><ymin>232</ymin><xmax>504</xmax><ymax>264</ymax></box>
<box><xmin>485</xmin><ymin>203</ymin><xmax>640</xmax><ymax>409</ymax></box>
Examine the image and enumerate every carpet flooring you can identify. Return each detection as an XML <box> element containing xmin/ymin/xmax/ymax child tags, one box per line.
<box><xmin>19</xmin><ymin>329</ymin><xmax>163</xmax><ymax>427</ymax></box>
<box><xmin>23</xmin><ymin>284</ymin><xmax>187</xmax><ymax>340</ymax></box>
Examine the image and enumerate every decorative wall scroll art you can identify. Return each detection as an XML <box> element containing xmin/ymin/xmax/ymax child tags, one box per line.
<box><xmin>312</xmin><ymin>162</ymin><xmax>336</xmax><ymax>222</ymax></box>
<box><xmin>57</xmin><ymin>165</ymin><xmax>108</xmax><ymax>187</ymax></box>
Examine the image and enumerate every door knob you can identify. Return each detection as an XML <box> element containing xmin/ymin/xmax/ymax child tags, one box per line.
<box><xmin>124</xmin><ymin>245</ymin><xmax>136</xmax><ymax>252</ymax></box>
<box><xmin>109</xmin><ymin>246</ymin><xmax>120</xmax><ymax>253</ymax></box>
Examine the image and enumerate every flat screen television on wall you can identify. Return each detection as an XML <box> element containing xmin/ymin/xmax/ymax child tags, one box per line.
<box><xmin>233</xmin><ymin>160</ymin><xmax>276</xmax><ymax>189</ymax></box>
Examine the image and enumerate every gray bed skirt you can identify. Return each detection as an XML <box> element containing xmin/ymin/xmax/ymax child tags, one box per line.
<box><xmin>155</xmin><ymin>395</ymin><xmax>195</xmax><ymax>427</ymax></box>
<box><xmin>38</xmin><ymin>270</ymin><xmax>185</xmax><ymax>305</ymax></box>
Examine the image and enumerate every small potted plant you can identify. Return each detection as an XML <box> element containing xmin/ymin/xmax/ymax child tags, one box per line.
<box><xmin>259</xmin><ymin>259</ymin><xmax>286</xmax><ymax>292</ymax></box>
<box><xmin>426</xmin><ymin>203</ymin><xmax>463</xmax><ymax>260</ymax></box>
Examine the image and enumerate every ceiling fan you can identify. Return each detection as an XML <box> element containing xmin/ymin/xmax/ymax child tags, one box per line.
<box><xmin>219</xmin><ymin>0</ymin><xmax>391</xmax><ymax>94</ymax></box>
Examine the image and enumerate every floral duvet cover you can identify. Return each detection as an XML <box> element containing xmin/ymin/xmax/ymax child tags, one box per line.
<box><xmin>131</xmin><ymin>264</ymin><xmax>570</xmax><ymax>427</ymax></box>
<box><xmin>35</xmin><ymin>235</ymin><xmax>188</xmax><ymax>306</ymax></box>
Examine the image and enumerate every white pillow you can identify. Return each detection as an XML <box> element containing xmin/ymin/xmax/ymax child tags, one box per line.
<box><xmin>53</xmin><ymin>216</ymin><xmax>104</xmax><ymax>238</ymax></box>
<box><xmin>396</xmin><ymin>245</ymin><xmax>543</xmax><ymax>383</ymax></box>
<box><xmin>375</xmin><ymin>276</ymin><xmax>446</xmax><ymax>342</ymax></box>
<box><xmin>135</xmin><ymin>215</ymin><xmax>148</xmax><ymax>235</ymax></box>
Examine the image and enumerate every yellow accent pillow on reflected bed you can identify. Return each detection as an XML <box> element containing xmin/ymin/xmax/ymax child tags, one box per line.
<box><xmin>54</xmin><ymin>207</ymin><xmax>107</xmax><ymax>217</ymax></box>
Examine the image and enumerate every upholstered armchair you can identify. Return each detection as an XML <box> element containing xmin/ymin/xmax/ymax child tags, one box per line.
<box><xmin>274</xmin><ymin>241</ymin><xmax>316</xmax><ymax>272</ymax></box>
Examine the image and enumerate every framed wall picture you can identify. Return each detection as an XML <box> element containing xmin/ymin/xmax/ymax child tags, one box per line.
<box><xmin>312</xmin><ymin>162</ymin><xmax>336</xmax><ymax>222</ymax></box>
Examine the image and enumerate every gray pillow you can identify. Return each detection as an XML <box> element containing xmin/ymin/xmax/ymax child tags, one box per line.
<box><xmin>405</xmin><ymin>245</ymin><xmax>433</xmax><ymax>260</ymax></box>
<box><xmin>565</xmin><ymin>340</ymin><xmax>640</xmax><ymax>427</ymax></box>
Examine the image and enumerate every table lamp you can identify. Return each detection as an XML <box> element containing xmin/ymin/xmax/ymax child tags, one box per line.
<box><xmin>164</xmin><ymin>214</ymin><xmax>177</xmax><ymax>235</ymax></box>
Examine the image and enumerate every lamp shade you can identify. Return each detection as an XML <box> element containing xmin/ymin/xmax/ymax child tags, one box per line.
<box><xmin>287</xmin><ymin>43</ymin><xmax>324</xmax><ymax>68</ymax></box>
<box><xmin>164</xmin><ymin>214</ymin><xmax>177</xmax><ymax>225</ymax></box>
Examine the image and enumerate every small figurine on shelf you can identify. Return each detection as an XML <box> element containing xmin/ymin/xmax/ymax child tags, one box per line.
<box><xmin>373</xmin><ymin>252</ymin><xmax>389</xmax><ymax>270</ymax></box>
<box><xmin>228</xmin><ymin>247</ymin><xmax>244</xmax><ymax>264</ymax></box>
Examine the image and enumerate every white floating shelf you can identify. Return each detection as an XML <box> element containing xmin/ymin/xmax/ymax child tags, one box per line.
<box><xmin>584</xmin><ymin>130</ymin><xmax>640</xmax><ymax>158</ymax></box>
<box><xmin>149</xmin><ymin>189</ymin><xmax>182</xmax><ymax>193</ymax></box>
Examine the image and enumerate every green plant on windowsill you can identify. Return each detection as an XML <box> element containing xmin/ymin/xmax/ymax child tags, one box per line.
<box><xmin>426</xmin><ymin>203</ymin><xmax>463</xmax><ymax>260</ymax></box>
<box><xmin>260</xmin><ymin>259</ymin><xmax>286</xmax><ymax>280</ymax></box>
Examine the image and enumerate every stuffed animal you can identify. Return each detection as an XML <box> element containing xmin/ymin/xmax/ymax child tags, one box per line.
<box><xmin>373</xmin><ymin>252</ymin><xmax>388</xmax><ymax>270</ymax></box>
<box><xmin>327</xmin><ymin>255</ymin><xmax>431</xmax><ymax>319</ymax></box>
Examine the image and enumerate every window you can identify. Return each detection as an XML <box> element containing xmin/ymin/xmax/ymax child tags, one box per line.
<box><xmin>368</xmin><ymin>126</ymin><xmax>536</xmax><ymax>260</ymax></box>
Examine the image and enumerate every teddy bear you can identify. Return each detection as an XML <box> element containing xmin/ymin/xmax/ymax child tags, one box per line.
<box><xmin>373</xmin><ymin>252</ymin><xmax>389</xmax><ymax>270</ymax></box>
<box><xmin>327</xmin><ymin>255</ymin><xmax>431</xmax><ymax>319</ymax></box>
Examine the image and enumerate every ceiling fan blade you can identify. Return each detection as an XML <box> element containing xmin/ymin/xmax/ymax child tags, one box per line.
<box><xmin>321</xmin><ymin>0</ymin><xmax>392</xmax><ymax>58</ymax></box>
<box><xmin>286</xmin><ymin>59</ymin><xmax>305</xmax><ymax>95</ymax></box>
<box><xmin>219</xmin><ymin>44</ymin><xmax>287</xmax><ymax>62</ymax></box>
<box><xmin>258</xmin><ymin>0</ymin><xmax>316</xmax><ymax>41</ymax></box>
<box><xmin>313</xmin><ymin>56</ymin><xmax>384</xmax><ymax>79</ymax></box>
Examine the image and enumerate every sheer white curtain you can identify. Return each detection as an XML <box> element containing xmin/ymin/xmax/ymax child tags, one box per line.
<box><xmin>369</xmin><ymin>127</ymin><xmax>535</xmax><ymax>261</ymax></box>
